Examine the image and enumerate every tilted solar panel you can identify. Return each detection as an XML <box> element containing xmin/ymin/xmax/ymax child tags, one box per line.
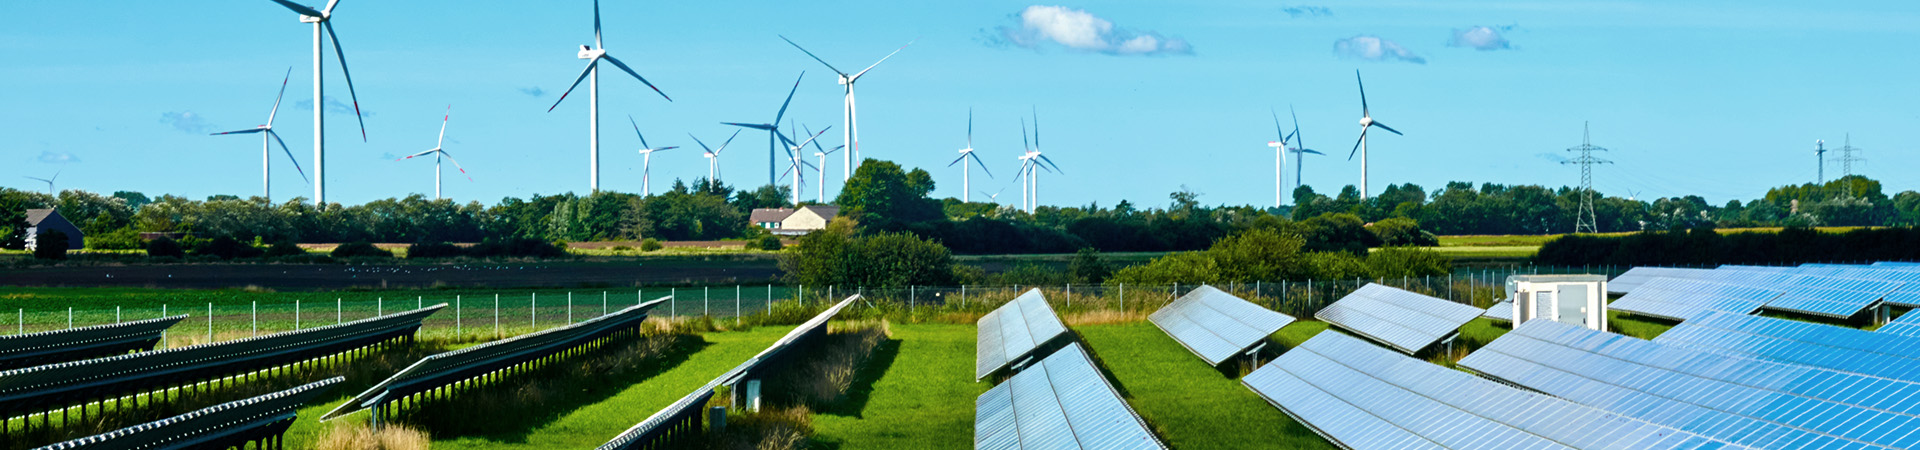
<box><xmin>1606</xmin><ymin>277</ymin><xmax>1780</xmax><ymax>321</ymax></box>
<box><xmin>0</xmin><ymin>315</ymin><xmax>187</xmax><ymax>370</ymax></box>
<box><xmin>1882</xmin><ymin>312</ymin><xmax>1920</xmax><ymax>338</ymax></box>
<box><xmin>1314</xmin><ymin>284</ymin><xmax>1482</xmax><ymax>354</ymax></box>
<box><xmin>1608</xmin><ymin>267</ymin><xmax>1716</xmax><ymax>294</ymax></box>
<box><xmin>1482</xmin><ymin>300</ymin><xmax>1514</xmax><ymax>322</ymax></box>
<box><xmin>1245</xmin><ymin>331</ymin><xmax>1750</xmax><ymax>450</ymax></box>
<box><xmin>1761</xmin><ymin>276</ymin><xmax>1900</xmax><ymax>318</ymax></box>
<box><xmin>1148</xmin><ymin>285</ymin><xmax>1294</xmax><ymax>366</ymax></box>
<box><xmin>1655</xmin><ymin>310</ymin><xmax>1920</xmax><ymax>385</ymax></box>
<box><xmin>1462</xmin><ymin>320</ymin><xmax>1920</xmax><ymax>449</ymax></box>
<box><xmin>975</xmin><ymin>342</ymin><xmax>1164</xmax><ymax>450</ymax></box>
<box><xmin>976</xmin><ymin>289</ymin><xmax>1070</xmax><ymax>380</ymax></box>
<box><xmin>36</xmin><ymin>377</ymin><xmax>340</xmax><ymax>450</ymax></box>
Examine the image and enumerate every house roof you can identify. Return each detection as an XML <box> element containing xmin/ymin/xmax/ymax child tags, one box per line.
<box><xmin>799</xmin><ymin>205</ymin><xmax>840</xmax><ymax>220</ymax></box>
<box><xmin>750</xmin><ymin>208</ymin><xmax>797</xmax><ymax>223</ymax></box>
<box><xmin>25</xmin><ymin>209</ymin><xmax>59</xmax><ymax>226</ymax></box>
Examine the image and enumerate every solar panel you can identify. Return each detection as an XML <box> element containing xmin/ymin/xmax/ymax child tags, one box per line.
<box><xmin>1147</xmin><ymin>285</ymin><xmax>1294</xmax><ymax>366</ymax></box>
<box><xmin>1608</xmin><ymin>267</ymin><xmax>1716</xmax><ymax>294</ymax></box>
<box><xmin>1244</xmin><ymin>331</ymin><xmax>1748</xmax><ymax>450</ymax></box>
<box><xmin>323</xmin><ymin>297</ymin><xmax>668</xmax><ymax>421</ymax></box>
<box><xmin>976</xmin><ymin>288</ymin><xmax>1070</xmax><ymax>380</ymax></box>
<box><xmin>1314</xmin><ymin>284</ymin><xmax>1482</xmax><ymax>354</ymax></box>
<box><xmin>1482</xmin><ymin>300</ymin><xmax>1514</xmax><ymax>322</ymax></box>
<box><xmin>1462</xmin><ymin>320</ymin><xmax>1920</xmax><ymax>449</ymax></box>
<box><xmin>1655</xmin><ymin>310</ymin><xmax>1920</xmax><ymax>384</ymax></box>
<box><xmin>1762</xmin><ymin>277</ymin><xmax>1899</xmax><ymax>318</ymax></box>
<box><xmin>1605</xmin><ymin>278</ymin><xmax>1780</xmax><ymax>321</ymax></box>
<box><xmin>597</xmin><ymin>295</ymin><xmax>860</xmax><ymax>450</ymax></box>
<box><xmin>1882</xmin><ymin>311</ymin><xmax>1920</xmax><ymax>338</ymax></box>
<box><xmin>37</xmin><ymin>377</ymin><xmax>341</xmax><ymax>450</ymax></box>
<box><xmin>0</xmin><ymin>315</ymin><xmax>187</xmax><ymax>370</ymax></box>
<box><xmin>975</xmin><ymin>342</ymin><xmax>1164</xmax><ymax>450</ymax></box>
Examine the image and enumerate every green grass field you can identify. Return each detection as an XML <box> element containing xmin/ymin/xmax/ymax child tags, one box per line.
<box><xmin>809</xmin><ymin>323</ymin><xmax>985</xmax><ymax>449</ymax></box>
<box><xmin>1078</xmin><ymin>321</ymin><xmax>1335</xmax><ymax>450</ymax></box>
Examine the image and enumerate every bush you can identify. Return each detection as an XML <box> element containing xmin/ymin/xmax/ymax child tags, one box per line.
<box><xmin>331</xmin><ymin>241</ymin><xmax>394</xmax><ymax>258</ymax></box>
<box><xmin>1366</xmin><ymin>247</ymin><xmax>1452</xmax><ymax>278</ymax></box>
<box><xmin>265</xmin><ymin>241</ymin><xmax>307</xmax><ymax>257</ymax></box>
<box><xmin>407</xmin><ymin>241</ymin><xmax>465</xmax><ymax>259</ymax></box>
<box><xmin>1368</xmin><ymin>217</ymin><xmax>1439</xmax><ymax>247</ymax></box>
<box><xmin>994</xmin><ymin>263</ymin><xmax>1071</xmax><ymax>285</ymax></box>
<box><xmin>1108</xmin><ymin>252</ymin><xmax>1219</xmax><ymax>285</ymax></box>
<box><xmin>640</xmin><ymin>238</ymin><xmax>663</xmax><ymax>252</ymax></box>
<box><xmin>86</xmin><ymin>227</ymin><xmax>145</xmax><ymax>250</ymax></box>
<box><xmin>778</xmin><ymin>220</ymin><xmax>956</xmax><ymax>287</ymax></box>
<box><xmin>467</xmin><ymin>237</ymin><xmax>568</xmax><ymax>258</ymax></box>
<box><xmin>147</xmin><ymin>237</ymin><xmax>186</xmax><ymax>258</ymax></box>
<box><xmin>194</xmin><ymin>235</ymin><xmax>262</xmax><ymax>259</ymax></box>
<box><xmin>1207</xmin><ymin>228</ymin><xmax>1306</xmax><ymax>282</ymax></box>
<box><xmin>32</xmin><ymin>230</ymin><xmax>68</xmax><ymax>260</ymax></box>
<box><xmin>753</xmin><ymin>235</ymin><xmax>785</xmax><ymax>251</ymax></box>
<box><xmin>1068</xmin><ymin>248</ymin><xmax>1111</xmax><ymax>284</ymax></box>
<box><xmin>1301</xmin><ymin>251</ymin><xmax>1371</xmax><ymax>280</ymax></box>
<box><xmin>1291</xmin><ymin>213</ymin><xmax>1381</xmax><ymax>255</ymax></box>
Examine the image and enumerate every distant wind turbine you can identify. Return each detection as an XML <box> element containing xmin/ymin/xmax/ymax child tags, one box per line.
<box><xmin>396</xmin><ymin>105</ymin><xmax>470</xmax><ymax>200</ymax></box>
<box><xmin>22</xmin><ymin>171</ymin><xmax>58</xmax><ymax>196</ymax></box>
<box><xmin>1016</xmin><ymin>112</ymin><xmax>1062</xmax><ymax>214</ymax></box>
<box><xmin>545</xmin><ymin>0</ymin><xmax>672</xmax><ymax>193</ymax></box>
<box><xmin>780</xmin><ymin>36</ymin><xmax>914</xmax><ymax>181</ymax></box>
<box><xmin>723</xmin><ymin>72</ymin><xmax>805</xmax><ymax>187</ymax></box>
<box><xmin>949</xmin><ymin>109</ymin><xmax>993</xmax><ymax>203</ymax></box>
<box><xmin>211</xmin><ymin>67</ymin><xmax>308</xmax><ymax>202</ymax></box>
<box><xmin>265</xmin><ymin>0</ymin><xmax>368</xmax><ymax>206</ymax></box>
<box><xmin>1348</xmin><ymin>70</ymin><xmax>1402</xmax><ymax>199</ymax></box>
<box><xmin>1286</xmin><ymin>105</ymin><xmax>1324</xmax><ymax>196</ymax></box>
<box><xmin>689</xmin><ymin>130</ymin><xmax>742</xmax><ymax>184</ymax></box>
<box><xmin>780</xmin><ymin>126</ymin><xmax>832</xmax><ymax>206</ymax></box>
<box><xmin>628</xmin><ymin>116</ymin><xmax>678</xmax><ymax>197</ymax></box>
<box><xmin>801</xmin><ymin>124</ymin><xmax>844</xmax><ymax>203</ymax></box>
<box><xmin>1265</xmin><ymin>108</ymin><xmax>1297</xmax><ymax>209</ymax></box>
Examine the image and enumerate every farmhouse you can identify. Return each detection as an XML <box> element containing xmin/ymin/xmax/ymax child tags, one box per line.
<box><xmin>748</xmin><ymin>205</ymin><xmax>839</xmax><ymax>236</ymax></box>
<box><xmin>24</xmin><ymin>208</ymin><xmax>84</xmax><ymax>251</ymax></box>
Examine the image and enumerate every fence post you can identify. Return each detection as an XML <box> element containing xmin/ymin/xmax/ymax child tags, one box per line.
<box><xmin>296</xmin><ymin>300</ymin><xmax>301</xmax><ymax>329</ymax></box>
<box><xmin>1065</xmin><ymin>284</ymin><xmax>1071</xmax><ymax>309</ymax></box>
<box><xmin>602</xmin><ymin>291</ymin><xmax>608</xmax><ymax>316</ymax></box>
<box><xmin>532</xmin><ymin>293</ymin><xmax>537</xmax><ymax>329</ymax></box>
<box><xmin>67</xmin><ymin>307</ymin><xmax>72</xmax><ymax>329</ymax></box>
<box><xmin>252</xmin><ymin>301</ymin><xmax>257</xmax><ymax>336</ymax></box>
<box><xmin>736</xmin><ymin>285</ymin><xmax>742</xmax><ymax>323</ymax></box>
<box><xmin>378</xmin><ymin>297</ymin><xmax>383</xmax><ymax>317</ymax></box>
<box><xmin>961</xmin><ymin>285</ymin><xmax>968</xmax><ymax>308</ymax></box>
<box><xmin>207</xmin><ymin>303</ymin><xmax>213</xmax><ymax>343</ymax></box>
<box><xmin>1307</xmin><ymin>279</ymin><xmax>1312</xmax><ymax>307</ymax></box>
<box><xmin>494</xmin><ymin>294</ymin><xmax>500</xmax><ymax>337</ymax></box>
<box><xmin>1254</xmin><ymin>281</ymin><xmax>1260</xmax><ymax>302</ymax></box>
<box><xmin>117</xmin><ymin>306</ymin><xmax>121</xmax><ymax>324</ymax></box>
<box><xmin>568</xmin><ymin>292</ymin><xmax>574</xmax><ymax>324</ymax></box>
<box><xmin>705</xmin><ymin>287</ymin><xmax>710</xmax><ymax>317</ymax></box>
<box><xmin>17</xmin><ymin>308</ymin><xmax>22</xmax><ymax>335</ymax></box>
<box><xmin>911</xmin><ymin>285</ymin><xmax>916</xmax><ymax>314</ymax></box>
<box><xmin>456</xmin><ymin>295</ymin><xmax>462</xmax><ymax>337</ymax></box>
<box><xmin>767</xmin><ymin>284</ymin><xmax>772</xmax><ymax>315</ymax></box>
<box><xmin>671</xmin><ymin>288</ymin><xmax>677</xmax><ymax>317</ymax></box>
<box><xmin>161</xmin><ymin>304</ymin><xmax>167</xmax><ymax>348</ymax></box>
<box><xmin>337</xmin><ymin>298</ymin><xmax>341</xmax><ymax>324</ymax></box>
<box><xmin>1119</xmin><ymin>283</ymin><xmax>1125</xmax><ymax>311</ymax></box>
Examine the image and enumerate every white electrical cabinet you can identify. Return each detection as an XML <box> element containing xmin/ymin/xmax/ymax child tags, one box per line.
<box><xmin>1504</xmin><ymin>274</ymin><xmax>1609</xmax><ymax>331</ymax></box>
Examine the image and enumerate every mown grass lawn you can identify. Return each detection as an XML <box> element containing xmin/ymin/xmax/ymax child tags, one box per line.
<box><xmin>1078</xmin><ymin>321</ymin><xmax>1336</xmax><ymax>450</ymax></box>
<box><xmin>810</xmin><ymin>323</ymin><xmax>985</xmax><ymax>450</ymax></box>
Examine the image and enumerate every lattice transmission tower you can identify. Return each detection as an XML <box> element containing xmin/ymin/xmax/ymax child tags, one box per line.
<box><xmin>1562</xmin><ymin>122</ymin><xmax>1611</xmax><ymax>233</ymax></box>
<box><xmin>1834</xmin><ymin>133</ymin><xmax>1866</xmax><ymax>198</ymax></box>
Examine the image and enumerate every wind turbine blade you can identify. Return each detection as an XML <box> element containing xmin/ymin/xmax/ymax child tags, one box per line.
<box><xmin>688</xmin><ymin>133</ymin><xmax>713</xmax><ymax>153</ymax></box>
<box><xmin>801</xmin><ymin>125</ymin><xmax>828</xmax><ymax>153</ymax></box>
<box><xmin>1355</xmin><ymin>70</ymin><xmax>1369</xmax><ymax>116</ymax></box>
<box><xmin>23</xmin><ymin>177</ymin><xmax>49</xmax><ymax>183</ymax></box>
<box><xmin>601</xmin><ymin>54</ymin><xmax>672</xmax><ymax>101</ymax></box>
<box><xmin>717</xmin><ymin>129</ymin><xmax>742</xmax><ymax>154</ymax></box>
<box><xmin>1031</xmin><ymin>106</ymin><xmax>1040</xmax><ymax>149</ymax></box>
<box><xmin>324</xmin><ymin>22</ymin><xmax>368</xmax><ymax>142</ymax></box>
<box><xmin>400</xmin><ymin>148</ymin><xmax>439</xmax><ymax>159</ymax></box>
<box><xmin>269</xmin><ymin>0</ymin><xmax>324</xmax><ymax>17</ymax></box>
<box><xmin>795</xmin><ymin>126</ymin><xmax>833</xmax><ymax>150</ymax></box>
<box><xmin>971</xmin><ymin>154</ymin><xmax>994</xmax><ymax>178</ymax></box>
<box><xmin>592</xmin><ymin>0</ymin><xmax>601</xmax><ymax>47</ymax></box>
<box><xmin>268</xmin><ymin>67</ymin><xmax>292</xmax><ymax>126</ymax></box>
<box><xmin>1372</xmin><ymin>121</ymin><xmax>1403</xmax><ymax>136</ymax></box>
<box><xmin>827</xmin><ymin>144</ymin><xmax>845</xmax><ymax>155</ymax></box>
<box><xmin>1038</xmin><ymin>154</ymin><xmax>1062</xmax><ymax>174</ymax></box>
<box><xmin>1290</xmin><ymin>104</ymin><xmax>1304</xmax><ymax>148</ymax></box>
<box><xmin>720</xmin><ymin>122</ymin><xmax>775</xmax><ymax>131</ymax></box>
<box><xmin>436</xmin><ymin>105</ymin><xmax>450</xmax><ymax>148</ymax></box>
<box><xmin>967</xmin><ymin>108</ymin><xmax>974</xmax><ymax>148</ymax></box>
<box><xmin>210</xmin><ymin>128</ymin><xmax>267</xmax><ymax>136</ymax></box>
<box><xmin>629</xmin><ymin>115</ymin><xmax>649</xmax><ymax>149</ymax></box>
<box><xmin>774</xmin><ymin>72</ymin><xmax>804</xmax><ymax>125</ymax></box>
<box><xmin>267</xmin><ymin>130</ymin><xmax>309</xmax><ymax>183</ymax></box>
<box><xmin>322</xmin><ymin>0</ymin><xmax>339</xmax><ymax>15</ymax></box>
<box><xmin>548</xmin><ymin>59</ymin><xmax>598</xmax><ymax>112</ymax></box>
<box><xmin>1299</xmin><ymin>149</ymin><xmax>1324</xmax><ymax>155</ymax></box>
<box><xmin>851</xmin><ymin>39</ymin><xmax>915</xmax><ymax>80</ymax></box>
<box><xmin>1271</xmin><ymin>108</ymin><xmax>1285</xmax><ymax>141</ymax></box>
<box><xmin>440</xmin><ymin>151</ymin><xmax>473</xmax><ymax>181</ymax></box>
<box><xmin>1348</xmin><ymin>129</ymin><xmax>1366</xmax><ymax>160</ymax></box>
<box><xmin>1021</xmin><ymin>118</ymin><xmax>1031</xmax><ymax>152</ymax></box>
<box><xmin>778</xmin><ymin>35</ymin><xmax>845</xmax><ymax>75</ymax></box>
<box><xmin>948</xmin><ymin>154</ymin><xmax>969</xmax><ymax>167</ymax></box>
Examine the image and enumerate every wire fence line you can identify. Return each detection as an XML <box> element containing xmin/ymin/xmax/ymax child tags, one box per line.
<box><xmin>6</xmin><ymin>265</ymin><xmax>1624</xmax><ymax>348</ymax></box>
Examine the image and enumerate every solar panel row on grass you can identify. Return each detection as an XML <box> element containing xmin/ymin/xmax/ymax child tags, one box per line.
<box><xmin>1148</xmin><ymin>285</ymin><xmax>1294</xmax><ymax>366</ymax></box>
<box><xmin>975</xmin><ymin>342</ymin><xmax>1164</xmax><ymax>450</ymax></box>
<box><xmin>0</xmin><ymin>315</ymin><xmax>187</xmax><ymax>370</ymax></box>
<box><xmin>1315</xmin><ymin>284</ymin><xmax>1483</xmax><ymax>355</ymax></box>
<box><xmin>975</xmin><ymin>289</ymin><xmax>1069</xmax><ymax>380</ymax></box>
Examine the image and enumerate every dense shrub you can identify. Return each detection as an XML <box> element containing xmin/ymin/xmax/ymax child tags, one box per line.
<box><xmin>1290</xmin><ymin>213</ymin><xmax>1380</xmax><ymax>255</ymax></box>
<box><xmin>993</xmin><ymin>263</ymin><xmax>1072</xmax><ymax>285</ymax></box>
<box><xmin>467</xmin><ymin>237</ymin><xmax>568</xmax><ymax>258</ymax></box>
<box><xmin>1366</xmin><ymin>247</ymin><xmax>1453</xmax><ymax>278</ymax></box>
<box><xmin>147</xmin><ymin>237</ymin><xmax>186</xmax><ymax>258</ymax></box>
<box><xmin>1068</xmin><ymin>248</ymin><xmax>1111</xmax><ymax>284</ymax></box>
<box><xmin>32</xmin><ymin>230</ymin><xmax>68</xmax><ymax>260</ymax></box>
<box><xmin>1533</xmin><ymin>226</ymin><xmax>1920</xmax><ymax>267</ymax></box>
<box><xmin>331</xmin><ymin>241</ymin><xmax>393</xmax><ymax>258</ymax></box>
<box><xmin>406</xmin><ymin>241</ymin><xmax>465</xmax><ymax>259</ymax></box>
<box><xmin>1108</xmin><ymin>252</ymin><xmax>1219</xmax><ymax>285</ymax></box>
<box><xmin>780</xmin><ymin>220</ymin><xmax>956</xmax><ymax>287</ymax></box>
<box><xmin>639</xmin><ymin>238</ymin><xmax>663</xmax><ymax>252</ymax></box>
<box><xmin>194</xmin><ymin>235</ymin><xmax>262</xmax><ymax>259</ymax></box>
<box><xmin>753</xmin><ymin>235</ymin><xmax>784</xmax><ymax>251</ymax></box>
<box><xmin>265</xmin><ymin>241</ymin><xmax>308</xmax><ymax>257</ymax></box>
<box><xmin>1300</xmin><ymin>251</ymin><xmax>1371</xmax><ymax>280</ymax></box>
<box><xmin>85</xmin><ymin>227</ymin><xmax>145</xmax><ymax>250</ymax></box>
<box><xmin>1367</xmin><ymin>217</ymin><xmax>1439</xmax><ymax>247</ymax></box>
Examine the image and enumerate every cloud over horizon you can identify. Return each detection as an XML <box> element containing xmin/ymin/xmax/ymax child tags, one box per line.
<box><xmin>1281</xmin><ymin>6</ymin><xmax>1333</xmax><ymax>18</ymax></box>
<box><xmin>1334</xmin><ymin>35</ymin><xmax>1426</xmax><ymax>64</ymax></box>
<box><xmin>987</xmin><ymin>5</ymin><xmax>1193</xmax><ymax>56</ymax></box>
<box><xmin>1449</xmin><ymin>25</ymin><xmax>1515</xmax><ymax>51</ymax></box>
<box><xmin>159</xmin><ymin>111</ymin><xmax>215</xmax><ymax>134</ymax></box>
<box><xmin>38</xmin><ymin>150</ymin><xmax>79</xmax><ymax>164</ymax></box>
<box><xmin>518</xmin><ymin>87</ymin><xmax>546</xmax><ymax>98</ymax></box>
<box><xmin>295</xmin><ymin>96</ymin><xmax>373</xmax><ymax>117</ymax></box>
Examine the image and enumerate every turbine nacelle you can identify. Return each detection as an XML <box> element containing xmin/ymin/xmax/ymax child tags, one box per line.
<box><xmin>958</xmin><ymin>147</ymin><xmax>974</xmax><ymax>154</ymax></box>
<box><xmin>578</xmin><ymin>46</ymin><xmax>604</xmax><ymax>59</ymax></box>
<box><xmin>298</xmin><ymin>14</ymin><xmax>326</xmax><ymax>23</ymax></box>
<box><xmin>837</xmin><ymin>75</ymin><xmax>851</xmax><ymax>85</ymax></box>
<box><xmin>1359</xmin><ymin>116</ymin><xmax>1374</xmax><ymax>127</ymax></box>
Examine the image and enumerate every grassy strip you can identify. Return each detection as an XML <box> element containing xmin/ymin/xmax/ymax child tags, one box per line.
<box><xmin>809</xmin><ymin>323</ymin><xmax>985</xmax><ymax>450</ymax></box>
<box><xmin>1078</xmin><ymin>321</ymin><xmax>1336</xmax><ymax>450</ymax></box>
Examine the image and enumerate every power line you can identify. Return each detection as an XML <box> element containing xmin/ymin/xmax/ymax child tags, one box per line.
<box><xmin>1562</xmin><ymin>121</ymin><xmax>1612</xmax><ymax>233</ymax></box>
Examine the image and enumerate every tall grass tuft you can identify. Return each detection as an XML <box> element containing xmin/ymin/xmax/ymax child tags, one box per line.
<box><xmin>315</xmin><ymin>422</ymin><xmax>430</xmax><ymax>450</ymax></box>
<box><xmin>396</xmin><ymin>330</ymin><xmax>694</xmax><ymax>437</ymax></box>
<box><xmin>703</xmin><ymin>406</ymin><xmax>812</xmax><ymax>450</ymax></box>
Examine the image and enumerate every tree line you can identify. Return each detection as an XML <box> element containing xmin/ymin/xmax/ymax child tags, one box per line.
<box><xmin>1536</xmin><ymin>226</ymin><xmax>1920</xmax><ymax>267</ymax></box>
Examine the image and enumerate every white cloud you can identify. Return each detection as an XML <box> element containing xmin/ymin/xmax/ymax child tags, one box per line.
<box><xmin>1334</xmin><ymin>35</ymin><xmax>1426</xmax><ymax>64</ymax></box>
<box><xmin>518</xmin><ymin>87</ymin><xmax>546</xmax><ymax>98</ymax></box>
<box><xmin>1281</xmin><ymin>6</ymin><xmax>1333</xmax><ymax>18</ymax></box>
<box><xmin>38</xmin><ymin>150</ymin><xmax>78</xmax><ymax>164</ymax></box>
<box><xmin>159</xmin><ymin>111</ymin><xmax>215</xmax><ymax>134</ymax></box>
<box><xmin>1449</xmin><ymin>25</ymin><xmax>1514</xmax><ymax>51</ymax></box>
<box><xmin>989</xmin><ymin>5</ymin><xmax>1193</xmax><ymax>56</ymax></box>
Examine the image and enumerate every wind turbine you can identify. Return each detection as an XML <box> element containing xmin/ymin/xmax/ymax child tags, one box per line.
<box><xmin>627</xmin><ymin>116</ymin><xmax>678</xmax><ymax>197</ymax></box>
<box><xmin>801</xmin><ymin>124</ymin><xmax>844</xmax><ymax>203</ymax></box>
<box><xmin>1348</xmin><ymin>70</ymin><xmax>1402</xmax><ymax>199</ymax></box>
<box><xmin>948</xmin><ymin>109</ymin><xmax>993</xmax><ymax>203</ymax></box>
<box><xmin>1017</xmin><ymin>112</ymin><xmax>1061</xmax><ymax>214</ymax></box>
<box><xmin>723</xmin><ymin>72</ymin><xmax>805</xmax><ymax>187</ymax></box>
<box><xmin>210</xmin><ymin>67</ymin><xmax>308</xmax><ymax>202</ymax></box>
<box><xmin>22</xmin><ymin>171</ymin><xmax>57</xmax><ymax>196</ymax></box>
<box><xmin>689</xmin><ymin>130</ymin><xmax>742</xmax><ymax>185</ymax></box>
<box><xmin>265</xmin><ymin>0</ymin><xmax>368</xmax><ymax>206</ymax></box>
<box><xmin>780</xmin><ymin>126</ymin><xmax>832</xmax><ymax>206</ymax></box>
<box><xmin>779</xmin><ymin>36</ymin><xmax>914</xmax><ymax>181</ymax></box>
<box><xmin>1265</xmin><ymin>108</ymin><xmax>1297</xmax><ymax>209</ymax></box>
<box><xmin>545</xmin><ymin>0</ymin><xmax>672</xmax><ymax>193</ymax></box>
<box><xmin>396</xmin><ymin>106</ymin><xmax>470</xmax><ymax>200</ymax></box>
<box><xmin>1286</xmin><ymin>105</ymin><xmax>1324</xmax><ymax>195</ymax></box>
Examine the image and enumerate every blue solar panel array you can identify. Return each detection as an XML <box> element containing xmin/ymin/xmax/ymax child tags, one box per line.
<box><xmin>975</xmin><ymin>342</ymin><xmax>1164</xmax><ymax>450</ymax></box>
<box><xmin>1607</xmin><ymin>267</ymin><xmax>1717</xmax><ymax>294</ymax></box>
<box><xmin>1462</xmin><ymin>320</ymin><xmax>1920</xmax><ymax>449</ymax></box>
<box><xmin>1481</xmin><ymin>300</ymin><xmax>1514</xmax><ymax>322</ymax></box>
<box><xmin>1764</xmin><ymin>277</ymin><xmax>1901</xmax><ymax>318</ymax></box>
<box><xmin>1148</xmin><ymin>285</ymin><xmax>1294</xmax><ymax>366</ymax></box>
<box><xmin>1882</xmin><ymin>312</ymin><xmax>1920</xmax><ymax>338</ymax></box>
<box><xmin>976</xmin><ymin>289</ymin><xmax>1070</xmax><ymax>380</ymax></box>
<box><xmin>1244</xmin><ymin>331</ymin><xmax>1750</xmax><ymax>450</ymax></box>
<box><xmin>1655</xmin><ymin>310</ymin><xmax>1920</xmax><ymax>385</ymax></box>
<box><xmin>1315</xmin><ymin>284</ymin><xmax>1483</xmax><ymax>354</ymax></box>
<box><xmin>1606</xmin><ymin>278</ymin><xmax>1780</xmax><ymax>321</ymax></box>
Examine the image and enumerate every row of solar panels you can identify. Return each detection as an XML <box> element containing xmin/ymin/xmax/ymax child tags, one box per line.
<box><xmin>323</xmin><ymin>297</ymin><xmax>670</xmax><ymax>421</ymax></box>
<box><xmin>596</xmin><ymin>295</ymin><xmax>859</xmax><ymax>450</ymax></box>
<box><xmin>0</xmin><ymin>305</ymin><xmax>443</xmax><ymax>416</ymax></box>
<box><xmin>1609</xmin><ymin>263</ymin><xmax>1920</xmax><ymax>319</ymax></box>
<box><xmin>0</xmin><ymin>315</ymin><xmax>187</xmax><ymax>370</ymax></box>
<box><xmin>973</xmin><ymin>289</ymin><xmax>1170</xmax><ymax>450</ymax></box>
<box><xmin>35</xmin><ymin>377</ymin><xmax>341</xmax><ymax>450</ymax></box>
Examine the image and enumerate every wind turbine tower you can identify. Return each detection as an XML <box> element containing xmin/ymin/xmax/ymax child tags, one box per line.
<box><xmin>780</xmin><ymin>36</ymin><xmax>914</xmax><ymax>182</ymax></box>
<box><xmin>949</xmin><ymin>110</ymin><xmax>992</xmax><ymax>203</ymax></box>
<box><xmin>1286</xmin><ymin>105</ymin><xmax>1324</xmax><ymax>195</ymax></box>
<box><xmin>396</xmin><ymin>106</ymin><xmax>471</xmax><ymax>200</ymax></box>
<box><xmin>1347</xmin><ymin>70</ymin><xmax>1402</xmax><ymax>199</ymax></box>
<box><xmin>545</xmin><ymin>0</ymin><xmax>673</xmax><ymax>193</ymax></box>
<box><xmin>210</xmin><ymin>67</ymin><xmax>307</xmax><ymax>202</ymax></box>
<box><xmin>1562</xmin><ymin>122</ymin><xmax>1612</xmax><ymax>234</ymax></box>
<box><xmin>265</xmin><ymin>0</ymin><xmax>370</xmax><ymax>205</ymax></box>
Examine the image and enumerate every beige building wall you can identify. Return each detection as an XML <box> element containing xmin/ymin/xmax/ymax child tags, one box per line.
<box><xmin>783</xmin><ymin>208</ymin><xmax>831</xmax><ymax>230</ymax></box>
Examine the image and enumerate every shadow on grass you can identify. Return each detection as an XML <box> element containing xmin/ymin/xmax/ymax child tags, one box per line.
<box><xmin>397</xmin><ymin>333</ymin><xmax>709</xmax><ymax>442</ymax></box>
<box><xmin>816</xmin><ymin>337</ymin><xmax>902</xmax><ymax>419</ymax></box>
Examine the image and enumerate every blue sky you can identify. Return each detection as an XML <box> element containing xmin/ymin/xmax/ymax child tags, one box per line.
<box><xmin>5</xmin><ymin>1</ymin><xmax>1918</xmax><ymax>208</ymax></box>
